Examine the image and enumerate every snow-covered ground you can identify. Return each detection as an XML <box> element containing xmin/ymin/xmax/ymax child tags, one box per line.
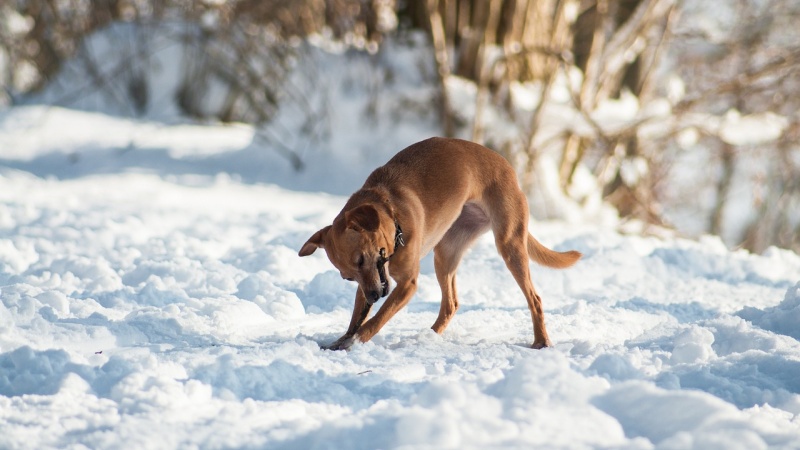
<box><xmin>1</xmin><ymin>105</ymin><xmax>799</xmax><ymax>449</ymax></box>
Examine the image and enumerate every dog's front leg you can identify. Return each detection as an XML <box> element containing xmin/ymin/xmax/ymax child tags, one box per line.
<box><xmin>322</xmin><ymin>289</ymin><xmax>372</xmax><ymax>350</ymax></box>
<box><xmin>354</xmin><ymin>276</ymin><xmax>418</xmax><ymax>344</ymax></box>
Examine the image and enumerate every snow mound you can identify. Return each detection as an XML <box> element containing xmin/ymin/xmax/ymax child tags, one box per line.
<box><xmin>738</xmin><ymin>282</ymin><xmax>800</xmax><ymax>341</ymax></box>
<box><xmin>593</xmin><ymin>381</ymin><xmax>798</xmax><ymax>449</ymax></box>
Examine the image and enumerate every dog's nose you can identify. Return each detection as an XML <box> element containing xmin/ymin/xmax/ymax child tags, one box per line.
<box><xmin>367</xmin><ymin>290</ymin><xmax>381</xmax><ymax>304</ymax></box>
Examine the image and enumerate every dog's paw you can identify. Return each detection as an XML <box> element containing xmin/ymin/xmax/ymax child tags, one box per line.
<box><xmin>321</xmin><ymin>335</ymin><xmax>356</xmax><ymax>351</ymax></box>
<box><xmin>531</xmin><ymin>340</ymin><xmax>552</xmax><ymax>350</ymax></box>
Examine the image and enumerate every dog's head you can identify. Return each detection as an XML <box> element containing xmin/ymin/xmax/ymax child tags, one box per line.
<box><xmin>299</xmin><ymin>204</ymin><xmax>396</xmax><ymax>304</ymax></box>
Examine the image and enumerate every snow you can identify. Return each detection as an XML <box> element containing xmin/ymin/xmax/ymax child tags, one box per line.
<box><xmin>738</xmin><ymin>282</ymin><xmax>800</xmax><ymax>342</ymax></box>
<box><xmin>717</xmin><ymin>110</ymin><xmax>789</xmax><ymax>147</ymax></box>
<box><xmin>2</xmin><ymin>20</ymin><xmax>800</xmax><ymax>447</ymax></box>
<box><xmin>1</xmin><ymin>104</ymin><xmax>799</xmax><ymax>449</ymax></box>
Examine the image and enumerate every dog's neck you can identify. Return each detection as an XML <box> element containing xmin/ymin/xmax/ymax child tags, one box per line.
<box><xmin>351</xmin><ymin>187</ymin><xmax>394</xmax><ymax>219</ymax></box>
<box><xmin>354</xmin><ymin>186</ymin><xmax>389</xmax><ymax>204</ymax></box>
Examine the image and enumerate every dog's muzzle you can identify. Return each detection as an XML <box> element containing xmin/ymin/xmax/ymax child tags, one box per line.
<box><xmin>370</xmin><ymin>248</ymin><xmax>390</xmax><ymax>305</ymax></box>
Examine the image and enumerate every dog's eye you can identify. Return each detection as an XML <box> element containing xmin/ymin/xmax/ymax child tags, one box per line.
<box><xmin>357</xmin><ymin>255</ymin><xmax>364</xmax><ymax>267</ymax></box>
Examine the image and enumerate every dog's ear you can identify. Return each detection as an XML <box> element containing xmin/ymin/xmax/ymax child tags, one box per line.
<box><xmin>299</xmin><ymin>226</ymin><xmax>330</xmax><ymax>257</ymax></box>
<box><xmin>345</xmin><ymin>205</ymin><xmax>381</xmax><ymax>232</ymax></box>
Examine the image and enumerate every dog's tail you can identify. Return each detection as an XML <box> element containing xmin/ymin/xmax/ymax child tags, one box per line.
<box><xmin>527</xmin><ymin>232</ymin><xmax>582</xmax><ymax>269</ymax></box>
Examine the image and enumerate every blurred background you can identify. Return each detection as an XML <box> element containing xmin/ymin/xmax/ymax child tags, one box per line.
<box><xmin>1</xmin><ymin>0</ymin><xmax>798</xmax><ymax>253</ymax></box>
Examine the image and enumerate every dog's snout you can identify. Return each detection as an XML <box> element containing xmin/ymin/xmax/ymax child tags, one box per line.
<box><xmin>367</xmin><ymin>290</ymin><xmax>381</xmax><ymax>304</ymax></box>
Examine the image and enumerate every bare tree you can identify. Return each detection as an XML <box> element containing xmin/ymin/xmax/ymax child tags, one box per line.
<box><xmin>0</xmin><ymin>0</ymin><xmax>398</xmax><ymax>169</ymax></box>
<box><xmin>400</xmin><ymin>0</ymin><xmax>675</xmax><ymax>222</ymax></box>
<box><xmin>667</xmin><ymin>0</ymin><xmax>800</xmax><ymax>252</ymax></box>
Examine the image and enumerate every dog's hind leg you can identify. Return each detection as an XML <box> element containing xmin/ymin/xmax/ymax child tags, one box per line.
<box><xmin>490</xmin><ymin>192</ymin><xmax>552</xmax><ymax>349</ymax></box>
<box><xmin>432</xmin><ymin>203</ymin><xmax>491</xmax><ymax>334</ymax></box>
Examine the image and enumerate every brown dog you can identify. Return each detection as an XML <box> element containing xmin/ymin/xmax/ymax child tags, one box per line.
<box><xmin>299</xmin><ymin>137</ymin><xmax>581</xmax><ymax>350</ymax></box>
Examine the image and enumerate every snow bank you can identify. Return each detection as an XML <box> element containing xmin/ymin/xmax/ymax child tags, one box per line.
<box><xmin>593</xmin><ymin>381</ymin><xmax>798</xmax><ymax>449</ymax></box>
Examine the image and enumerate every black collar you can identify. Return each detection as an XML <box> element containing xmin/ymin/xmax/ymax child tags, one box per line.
<box><xmin>379</xmin><ymin>220</ymin><xmax>405</xmax><ymax>264</ymax></box>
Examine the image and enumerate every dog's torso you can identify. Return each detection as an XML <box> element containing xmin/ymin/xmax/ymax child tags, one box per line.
<box><xmin>345</xmin><ymin>137</ymin><xmax>515</xmax><ymax>256</ymax></box>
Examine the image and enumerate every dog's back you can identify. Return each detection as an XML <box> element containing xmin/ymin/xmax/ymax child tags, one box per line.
<box><xmin>363</xmin><ymin>137</ymin><xmax>516</xmax><ymax>216</ymax></box>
